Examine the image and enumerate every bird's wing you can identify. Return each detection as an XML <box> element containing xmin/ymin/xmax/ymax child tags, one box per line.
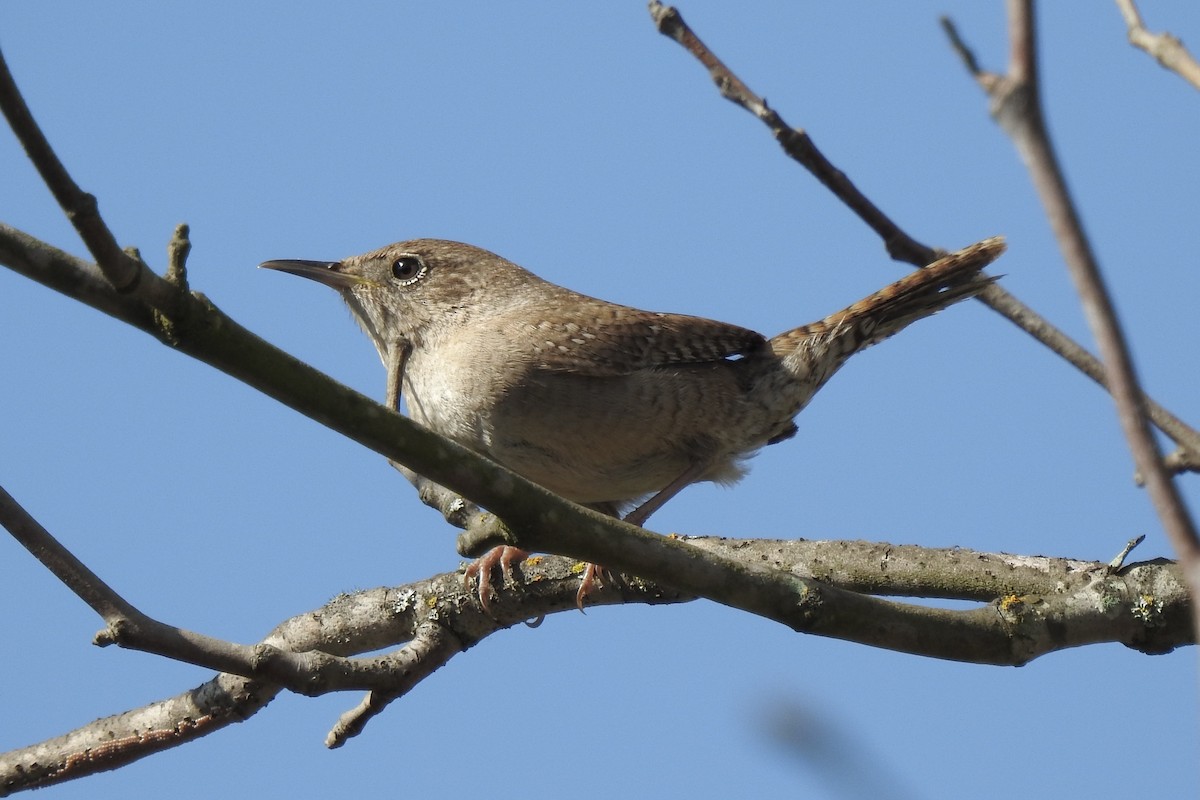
<box><xmin>516</xmin><ymin>304</ymin><xmax>767</xmax><ymax>377</ymax></box>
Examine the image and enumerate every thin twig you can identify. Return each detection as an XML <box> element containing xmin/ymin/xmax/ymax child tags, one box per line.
<box><xmin>0</xmin><ymin>46</ymin><xmax>144</xmax><ymax>293</ymax></box>
<box><xmin>0</xmin><ymin>484</ymin><xmax>416</xmax><ymax>690</ymax></box>
<box><xmin>1108</xmin><ymin>534</ymin><xmax>1146</xmax><ymax>571</ymax></box>
<box><xmin>647</xmin><ymin>2</ymin><xmax>1200</xmax><ymax>462</ymax></box>
<box><xmin>0</xmin><ymin>485</ymin><xmax>142</xmax><ymax>627</ymax></box>
<box><xmin>325</xmin><ymin>623</ymin><xmax>464</xmax><ymax>748</ymax></box>
<box><xmin>1115</xmin><ymin>0</ymin><xmax>1200</xmax><ymax>91</ymax></box>
<box><xmin>648</xmin><ymin>2</ymin><xmax>929</xmax><ymax>265</ymax></box>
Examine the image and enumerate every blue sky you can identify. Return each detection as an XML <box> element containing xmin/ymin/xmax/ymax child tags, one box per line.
<box><xmin>2</xmin><ymin>3</ymin><xmax>1198</xmax><ymax>797</ymax></box>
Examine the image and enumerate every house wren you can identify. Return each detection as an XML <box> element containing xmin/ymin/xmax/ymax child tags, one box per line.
<box><xmin>262</xmin><ymin>236</ymin><xmax>1004</xmax><ymax>604</ymax></box>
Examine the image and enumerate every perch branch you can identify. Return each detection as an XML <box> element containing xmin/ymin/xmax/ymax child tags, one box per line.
<box><xmin>2</xmin><ymin>525</ymin><xmax>1188</xmax><ymax>792</ymax></box>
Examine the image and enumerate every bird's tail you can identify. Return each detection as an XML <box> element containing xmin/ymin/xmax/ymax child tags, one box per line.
<box><xmin>768</xmin><ymin>236</ymin><xmax>1006</xmax><ymax>385</ymax></box>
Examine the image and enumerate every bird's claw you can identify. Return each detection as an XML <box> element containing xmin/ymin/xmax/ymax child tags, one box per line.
<box><xmin>464</xmin><ymin>545</ymin><xmax>529</xmax><ymax>615</ymax></box>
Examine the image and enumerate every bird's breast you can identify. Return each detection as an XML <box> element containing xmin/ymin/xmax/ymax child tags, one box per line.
<box><xmin>400</xmin><ymin>329</ymin><xmax>794</xmax><ymax>506</ymax></box>
<box><xmin>400</xmin><ymin>340</ymin><xmax>517</xmax><ymax>448</ymax></box>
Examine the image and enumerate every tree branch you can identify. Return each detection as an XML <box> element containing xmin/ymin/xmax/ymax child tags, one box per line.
<box><xmin>943</xmin><ymin>0</ymin><xmax>1200</xmax><ymax>635</ymax></box>
<box><xmin>2</xmin><ymin>10</ymin><xmax>1197</xmax><ymax>793</ymax></box>
<box><xmin>0</xmin><ymin>673</ymin><xmax>276</xmax><ymax>795</ymax></box>
<box><xmin>2</xmin><ymin>522</ymin><xmax>1188</xmax><ymax>793</ymax></box>
<box><xmin>0</xmin><ymin>45</ymin><xmax>160</xmax><ymax>299</ymax></box>
<box><xmin>1</xmin><ymin>218</ymin><xmax>1061</xmax><ymax>674</ymax></box>
<box><xmin>646</xmin><ymin>1</ymin><xmax>1200</xmax><ymax>464</ymax></box>
<box><xmin>1115</xmin><ymin>0</ymin><xmax>1200</xmax><ymax>91</ymax></box>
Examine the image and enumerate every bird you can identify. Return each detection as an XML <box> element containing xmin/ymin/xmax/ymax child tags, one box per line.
<box><xmin>261</xmin><ymin>236</ymin><xmax>1004</xmax><ymax>608</ymax></box>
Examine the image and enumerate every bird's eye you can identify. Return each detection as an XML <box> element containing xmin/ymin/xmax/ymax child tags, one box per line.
<box><xmin>391</xmin><ymin>255</ymin><xmax>426</xmax><ymax>285</ymax></box>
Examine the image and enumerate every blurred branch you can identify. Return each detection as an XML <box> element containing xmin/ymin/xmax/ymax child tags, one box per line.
<box><xmin>1115</xmin><ymin>0</ymin><xmax>1200</xmax><ymax>91</ymax></box>
<box><xmin>944</xmin><ymin>0</ymin><xmax>1200</xmax><ymax>635</ymax></box>
<box><xmin>647</xmin><ymin>1</ymin><xmax>1200</xmax><ymax>464</ymax></box>
<box><xmin>763</xmin><ymin>699</ymin><xmax>919</xmax><ymax>800</ymax></box>
<box><xmin>1164</xmin><ymin>447</ymin><xmax>1200</xmax><ymax>479</ymax></box>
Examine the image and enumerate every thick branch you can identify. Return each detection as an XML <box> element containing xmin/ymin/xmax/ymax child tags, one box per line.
<box><xmin>2</xmin><ymin>532</ymin><xmax>1188</xmax><ymax>793</ymax></box>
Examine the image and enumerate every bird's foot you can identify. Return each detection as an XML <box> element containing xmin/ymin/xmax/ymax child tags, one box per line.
<box><xmin>575</xmin><ymin>562</ymin><xmax>618</xmax><ymax>611</ymax></box>
<box><xmin>464</xmin><ymin>545</ymin><xmax>529</xmax><ymax>615</ymax></box>
<box><xmin>466</xmin><ymin>548</ymin><xmax>616</xmax><ymax>615</ymax></box>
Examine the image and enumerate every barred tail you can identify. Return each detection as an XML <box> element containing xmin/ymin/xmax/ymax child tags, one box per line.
<box><xmin>768</xmin><ymin>236</ymin><xmax>1005</xmax><ymax>372</ymax></box>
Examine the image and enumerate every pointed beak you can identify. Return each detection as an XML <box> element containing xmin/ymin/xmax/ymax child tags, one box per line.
<box><xmin>259</xmin><ymin>259</ymin><xmax>367</xmax><ymax>289</ymax></box>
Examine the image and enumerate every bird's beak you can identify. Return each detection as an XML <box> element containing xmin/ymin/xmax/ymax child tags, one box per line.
<box><xmin>259</xmin><ymin>259</ymin><xmax>367</xmax><ymax>289</ymax></box>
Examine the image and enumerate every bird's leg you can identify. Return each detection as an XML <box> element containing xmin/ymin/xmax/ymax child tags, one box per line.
<box><xmin>466</xmin><ymin>461</ymin><xmax>706</xmax><ymax>613</ymax></box>
<box><xmin>624</xmin><ymin>460</ymin><xmax>709</xmax><ymax>526</ymax></box>
<box><xmin>574</xmin><ymin>460</ymin><xmax>710</xmax><ymax>609</ymax></box>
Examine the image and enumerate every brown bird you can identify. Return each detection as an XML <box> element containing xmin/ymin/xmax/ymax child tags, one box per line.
<box><xmin>262</xmin><ymin>236</ymin><xmax>1004</xmax><ymax>608</ymax></box>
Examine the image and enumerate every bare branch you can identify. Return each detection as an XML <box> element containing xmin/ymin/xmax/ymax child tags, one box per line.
<box><xmin>649</xmin><ymin>1</ymin><xmax>930</xmax><ymax>265</ymax></box>
<box><xmin>0</xmin><ymin>484</ymin><xmax>141</xmax><ymax>626</ymax></box>
<box><xmin>2</xmin><ymin>528</ymin><xmax>1188</xmax><ymax>792</ymax></box>
<box><xmin>946</xmin><ymin>0</ymin><xmax>1200</xmax><ymax>628</ymax></box>
<box><xmin>1115</xmin><ymin>0</ymin><xmax>1200</xmax><ymax>91</ymax></box>
<box><xmin>0</xmin><ymin>674</ymin><xmax>275</xmax><ymax>794</ymax></box>
<box><xmin>1</xmin><ymin>10</ymin><xmax>1196</xmax><ymax>792</ymax></box>
<box><xmin>650</xmin><ymin>3</ymin><xmax>1200</xmax><ymax>465</ymax></box>
<box><xmin>324</xmin><ymin>622</ymin><xmax>464</xmax><ymax>749</ymax></box>
<box><xmin>0</xmin><ymin>45</ymin><xmax>163</xmax><ymax>302</ymax></box>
